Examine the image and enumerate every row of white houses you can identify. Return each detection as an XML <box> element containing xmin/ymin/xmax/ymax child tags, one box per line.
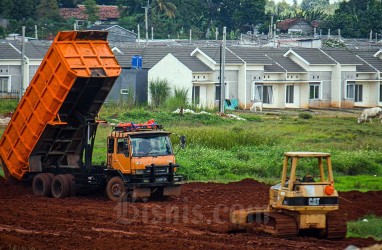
<box><xmin>2</xmin><ymin>39</ymin><xmax>382</xmax><ymax>110</ymax></box>
<box><xmin>134</xmin><ymin>46</ymin><xmax>382</xmax><ymax>110</ymax></box>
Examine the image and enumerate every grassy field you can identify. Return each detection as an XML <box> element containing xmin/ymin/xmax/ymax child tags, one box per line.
<box><xmin>347</xmin><ymin>215</ymin><xmax>382</xmax><ymax>240</ymax></box>
<box><xmin>1</xmin><ymin>103</ymin><xmax>382</xmax><ymax>190</ymax></box>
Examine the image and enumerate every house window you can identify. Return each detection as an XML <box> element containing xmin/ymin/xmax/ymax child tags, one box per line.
<box><xmin>0</xmin><ymin>77</ymin><xmax>9</xmax><ymax>92</ymax></box>
<box><xmin>309</xmin><ymin>83</ymin><xmax>320</xmax><ymax>100</ymax></box>
<box><xmin>192</xmin><ymin>86</ymin><xmax>200</xmax><ymax>105</ymax></box>
<box><xmin>380</xmin><ymin>84</ymin><xmax>382</xmax><ymax>102</ymax></box>
<box><xmin>355</xmin><ymin>84</ymin><xmax>363</xmax><ymax>102</ymax></box>
<box><xmin>215</xmin><ymin>85</ymin><xmax>221</xmax><ymax>101</ymax></box>
<box><xmin>254</xmin><ymin>84</ymin><xmax>273</xmax><ymax>104</ymax></box>
<box><xmin>286</xmin><ymin>85</ymin><xmax>294</xmax><ymax>103</ymax></box>
<box><xmin>346</xmin><ymin>82</ymin><xmax>355</xmax><ymax>99</ymax></box>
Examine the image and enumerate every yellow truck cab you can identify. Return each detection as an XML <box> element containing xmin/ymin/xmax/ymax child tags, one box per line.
<box><xmin>105</xmin><ymin>120</ymin><xmax>184</xmax><ymax>201</ymax></box>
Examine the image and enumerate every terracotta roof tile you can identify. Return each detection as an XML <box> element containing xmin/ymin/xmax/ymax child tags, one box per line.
<box><xmin>59</xmin><ymin>5</ymin><xmax>120</xmax><ymax>21</ymax></box>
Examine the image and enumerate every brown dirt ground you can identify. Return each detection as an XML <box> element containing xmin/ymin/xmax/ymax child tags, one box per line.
<box><xmin>0</xmin><ymin>178</ymin><xmax>381</xmax><ymax>250</ymax></box>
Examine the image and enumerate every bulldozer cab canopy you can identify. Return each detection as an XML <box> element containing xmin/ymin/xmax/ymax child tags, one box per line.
<box><xmin>281</xmin><ymin>152</ymin><xmax>334</xmax><ymax>190</ymax></box>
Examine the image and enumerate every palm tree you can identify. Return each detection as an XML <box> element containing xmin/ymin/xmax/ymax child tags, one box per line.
<box><xmin>151</xmin><ymin>0</ymin><xmax>177</xmax><ymax>18</ymax></box>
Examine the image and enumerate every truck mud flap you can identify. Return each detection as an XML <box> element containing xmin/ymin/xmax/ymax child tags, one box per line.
<box><xmin>163</xmin><ymin>186</ymin><xmax>181</xmax><ymax>196</ymax></box>
<box><xmin>132</xmin><ymin>187</ymin><xmax>151</xmax><ymax>198</ymax></box>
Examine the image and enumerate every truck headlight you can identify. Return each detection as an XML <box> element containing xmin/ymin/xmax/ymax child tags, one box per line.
<box><xmin>135</xmin><ymin>169</ymin><xmax>144</xmax><ymax>174</ymax></box>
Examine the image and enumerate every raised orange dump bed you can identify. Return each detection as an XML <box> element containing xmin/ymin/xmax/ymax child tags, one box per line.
<box><xmin>0</xmin><ymin>31</ymin><xmax>121</xmax><ymax>180</ymax></box>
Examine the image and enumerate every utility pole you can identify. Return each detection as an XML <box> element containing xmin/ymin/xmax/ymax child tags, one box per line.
<box><xmin>270</xmin><ymin>14</ymin><xmax>274</xmax><ymax>39</ymax></box>
<box><xmin>220</xmin><ymin>27</ymin><xmax>226</xmax><ymax>114</ymax></box>
<box><xmin>137</xmin><ymin>24</ymin><xmax>140</xmax><ymax>44</ymax></box>
<box><xmin>35</xmin><ymin>25</ymin><xmax>38</xmax><ymax>39</ymax></box>
<box><xmin>20</xmin><ymin>26</ymin><xmax>26</xmax><ymax>101</ymax></box>
<box><xmin>143</xmin><ymin>0</ymin><xmax>149</xmax><ymax>43</ymax></box>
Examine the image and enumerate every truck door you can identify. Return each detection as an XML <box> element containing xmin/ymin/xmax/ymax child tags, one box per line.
<box><xmin>109</xmin><ymin>138</ymin><xmax>131</xmax><ymax>173</ymax></box>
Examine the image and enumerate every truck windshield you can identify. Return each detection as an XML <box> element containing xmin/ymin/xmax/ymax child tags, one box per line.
<box><xmin>130</xmin><ymin>135</ymin><xmax>173</xmax><ymax>157</ymax></box>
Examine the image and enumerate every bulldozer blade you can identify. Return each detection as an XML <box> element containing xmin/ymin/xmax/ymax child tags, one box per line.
<box><xmin>132</xmin><ymin>187</ymin><xmax>151</xmax><ymax>198</ymax></box>
<box><xmin>163</xmin><ymin>186</ymin><xmax>181</xmax><ymax>196</ymax></box>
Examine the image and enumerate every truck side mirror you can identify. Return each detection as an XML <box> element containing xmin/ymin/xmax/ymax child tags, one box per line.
<box><xmin>180</xmin><ymin>135</ymin><xmax>186</xmax><ymax>149</ymax></box>
<box><xmin>108</xmin><ymin>138</ymin><xmax>114</xmax><ymax>153</ymax></box>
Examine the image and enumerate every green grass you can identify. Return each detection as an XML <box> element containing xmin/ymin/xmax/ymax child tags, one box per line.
<box><xmin>1</xmin><ymin>105</ymin><xmax>382</xmax><ymax>192</ymax></box>
<box><xmin>90</xmin><ymin>108</ymin><xmax>382</xmax><ymax>185</ymax></box>
<box><xmin>335</xmin><ymin>175</ymin><xmax>382</xmax><ymax>192</ymax></box>
<box><xmin>0</xmin><ymin>167</ymin><xmax>3</xmax><ymax>177</ymax></box>
<box><xmin>0</xmin><ymin>99</ymin><xmax>18</xmax><ymax>114</ymax></box>
<box><xmin>347</xmin><ymin>215</ymin><xmax>382</xmax><ymax>240</ymax></box>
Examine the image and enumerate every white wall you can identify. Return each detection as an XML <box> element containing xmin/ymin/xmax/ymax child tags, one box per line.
<box><xmin>148</xmin><ymin>53</ymin><xmax>193</xmax><ymax>104</ymax></box>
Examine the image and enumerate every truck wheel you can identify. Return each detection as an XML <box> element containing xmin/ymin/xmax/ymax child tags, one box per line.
<box><xmin>32</xmin><ymin>173</ymin><xmax>52</xmax><ymax>197</ymax></box>
<box><xmin>46</xmin><ymin>173</ymin><xmax>55</xmax><ymax>181</ymax></box>
<box><xmin>64</xmin><ymin>174</ymin><xmax>77</xmax><ymax>197</ymax></box>
<box><xmin>106</xmin><ymin>176</ymin><xmax>126</xmax><ymax>201</ymax></box>
<box><xmin>51</xmin><ymin>174</ymin><xmax>70</xmax><ymax>198</ymax></box>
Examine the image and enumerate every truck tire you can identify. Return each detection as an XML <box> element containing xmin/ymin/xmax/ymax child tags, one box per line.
<box><xmin>51</xmin><ymin>174</ymin><xmax>70</xmax><ymax>198</ymax></box>
<box><xmin>64</xmin><ymin>174</ymin><xmax>77</xmax><ymax>197</ymax></box>
<box><xmin>106</xmin><ymin>176</ymin><xmax>126</xmax><ymax>201</ymax></box>
<box><xmin>32</xmin><ymin>173</ymin><xmax>52</xmax><ymax>197</ymax></box>
<box><xmin>46</xmin><ymin>173</ymin><xmax>55</xmax><ymax>181</ymax></box>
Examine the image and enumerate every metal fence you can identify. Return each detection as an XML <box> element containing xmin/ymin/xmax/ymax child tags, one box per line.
<box><xmin>0</xmin><ymin>90</ymin><xmax>20</xmax><ymax>99</ymax></box>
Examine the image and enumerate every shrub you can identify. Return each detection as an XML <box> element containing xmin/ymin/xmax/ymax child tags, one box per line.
<box><xmin>298</xmin><ymin>113</ymin><xmax>313</xmax><ymax>119</ymax></box>
<box><xmin>149</xmin><ymin>78</ymin><xmax>171</xmax><ymax>108</ymax></box>
<box><xmin>165</xmin><ymin>87</ymin><xmax>189</xmax><ymax>111</ymax></box>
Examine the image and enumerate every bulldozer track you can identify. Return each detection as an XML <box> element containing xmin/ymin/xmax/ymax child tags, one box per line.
<box><xmin>249</xmin><ymin>212</ymin><xmax>298</xmax><ymax>238</ymax></box>
<box><xmin>326</xmin><ymin>212</ymin><xmax>347</xmax><ymax>239</ymax></box>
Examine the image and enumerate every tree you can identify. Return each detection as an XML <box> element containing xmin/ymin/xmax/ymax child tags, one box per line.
<box><xmin>232</xmin><ymin>0</ymin><xmax>266</xmax><ymax>32</ymax></box>
<box><xmin>301</xmin><ymin>0</ymin><xmax>329</xmax><ymax>11</ymax></box>
<box><xmin>2</xmin><ymin>0</ymin><xmax>37</xmax><ymax>21</ymax></box>
<box><xmin>37</xmin><ymin>0</ymin><xmax>62</xmax><ymax>21</ymax></box>
<box><xmin>322</xmin><ymin>0</ymin><xmax>382</xmax><ymax>38</ymax></box>
<box><xmin>83</xmin><ymin>0</ymin><xmax>99</xmax><ymax>23</ymax></box>
<box><xmin>152</xmin><ymin>0</ymin><xmax>177</xmax><ymax>18</ymax></box>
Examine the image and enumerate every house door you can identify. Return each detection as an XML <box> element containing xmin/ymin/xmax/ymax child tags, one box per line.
<box><xmin>285</xmin><ymin>85</ymin><xmax>300</xmax><ymax>108</ymax></box>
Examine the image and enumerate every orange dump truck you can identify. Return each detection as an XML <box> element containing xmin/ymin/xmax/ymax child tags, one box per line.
<box><xmin>0</xmin><ymin>31</ymin><xmax>184</xmax><ymax>201</ymax></box>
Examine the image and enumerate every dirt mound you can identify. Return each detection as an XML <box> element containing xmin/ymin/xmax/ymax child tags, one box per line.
<box><xmin>0</xmin><ymin>180</ymin><xmax>380</xmax><ymax>249</ymax></box>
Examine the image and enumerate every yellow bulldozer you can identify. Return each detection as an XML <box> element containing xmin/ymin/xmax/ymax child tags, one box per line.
<box><xmin>230</xmin><ymin>152</ymin><xmax>347</xmax><ymax>238</ymax></box>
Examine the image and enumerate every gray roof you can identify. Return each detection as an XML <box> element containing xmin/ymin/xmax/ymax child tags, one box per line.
<box><xmin>172</xmin><ymin>52</ymin><xmax>213</xmax><ymax>72</ymax></box>
<box><xmin>87</xmin><ymin>24</ymin><xmax>136</xmax><ymax>34</ymax></box>
<box><xmin>263</xmin><ymin>49</ymin><xmax>306</xmax><ymax>73</ymax></box>
<box><xmin>88</xmin><ymin>24</ymin><xmax>116</xmax><ymax>30</ymax></box>
<box><xmin>114</xmin><ymin>46</ymin><xmax>212</xmax><ymax>72</ymax></box>
<box><xmin>289</xmin><ymin>48</ymin><xmax>336</xmax><ymax>65</ymax></box>
<box><xmin>352</xmin><ymin>49</ymin><xmax>382</xmax><ymax>72</ymax></box>
<box><xmin>199</xmin><ymin>47</ymin><xmax>244</xmax><ymax>64</ymax></box>
<box><xmin>321</xmin><ymin>48</ymin><xmax>363</xmax><ymax>65</ymax></box>
<box><xmin>114</xmin><ymin>47</ymin><xmax>144</xmax><ymax>68</ymax></box>
<box><xmin>1</xmin><ymin>41</ymin><xmax>50</xmax><ymax>60</ymax></box>
<box><xmin>228</xmin><ymin>47</ymin><xmax>273</xmax><ymax>65</ymax></box>
<box><xmin>264</xmin><ymin>63</ymin><xmax>285</xmax><ymax>73</ymax></box>
<box><xmin>19</xmin><ymin>43</ymin><xmax>50</xmax><ymax>59</ymax></box>
<box><xmin>0</xmin><ymin>43</ymin><xmax>20</xmax><ymax>59</ymax></box>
